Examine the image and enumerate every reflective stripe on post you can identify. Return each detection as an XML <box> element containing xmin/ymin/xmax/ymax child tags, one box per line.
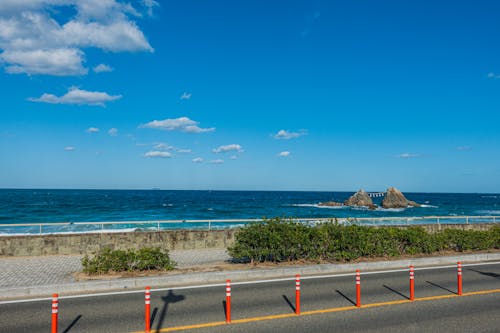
<box><xmin>409</xmin><ymin>265</ymin><xmax>415</xmax><ymax>301</ymax></box>
<box><xmin>145</xmin><ymin>286</ymin><xmax>151</xmax><ymax>333</ymax></box>
<box><xmin>457</xmin><ymin>262</ymin><xmax>463</xmax><ymax>296</ymax></box>
<box><xmin>295</xmin><ymin>274</ymin><xmax>301</xmax><ymax>315</ymax></box>
<box><xmin>225</xmin><ymin>280</ymin><xmax>231</xmax><ymax>324</ymax></box>
<box><xmin>51</xmin><ymin>293</ymin><xmax>58</xmax><ymax>333</ymax></box>
<box><xmin>355</xmin><ymin>270</ymin><xmax>361</xmax><ymax>308</ymax></box>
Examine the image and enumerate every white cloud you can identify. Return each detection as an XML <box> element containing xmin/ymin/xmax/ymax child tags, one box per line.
<box><xmin>1</xmin><ymin>48</ymin><xmax>87</xmax><ymax>76</ymax></box>
<box><xmin>398</xmin><ymin>153</ymin><xmax>420</xmax><ymax>159</ymax></box>
<box><xmin>177</xmin><ymin>148</ymin><xmax>192</xmax><ymax>153</ymax></box>
<box><xmin>141</xmin><ymin>117</ymin><xmax>215</xmax><ymax>133</ymax></box>
<box><xmin>0</xmin><ymin>1</ymin><xmax>155</xmax><ymax>76</ymax></box>
<box><xmin>153</xmin><ymin>142</ymin><xmax>174</xmax><ymax>151</ymax></box>
<box><xmin>213</xmin><ymin>144</ymin><xmax>243</xmax><ymax>154</ymax></box>
<box><xmin>108</xmin><ymin>128</ymin><xmax>118</xmax><ymax>136</ymax></box>
<box><xmin>209</xmin><ymin>159</ymin><xmax>224</xmax><ymax>164</ymax></box>
<box><xmin>278</xmin><ymin>151</ymin><xmax>291</xmax><ymax>157</ymax></box>
<box><xmin>457</xmin><ymin>145</ymin><xmax>472</xmax><ymax>151</ymax></box>
<box><xmin>86</xmin><ymin>127</ymin><xmax>99</xmax><ymax>133</ymax></box>
<box><xmin>274</xmin><ymin>129</ymin><xmax>307</xmax><ymax>140</ymax></box>
<box><xmin>93</xmin><ymin>63</ymin><xmax>113</xmax><ymax>73</ymax></box>
<box><xmin>143</xmin><ymin>0</ymin><xmax>159</xmax><ymax>16</ymax></box>
<box><xmin>28</xmin><ymin>87</ymin><xmax>122</xmax><ymax>106</ymax></box>
<box><xmin>180</xmin><ymin>92</ymin><xmax>192</xmax><ymax>100</ymax></box>
<box><xmin>192</xmin><ymin>157</ymin><xmax>204</xmax><ymax>163</ymax></box>
<box><xmin>230</xmin><ymin>155</ymin><xmax>237</xmax><ymax>160</ymax></box>
<box><xmin>144</xmin><ymin>151</ymin><xmax>172</xmax><ymax>158</ymax></box>
<box><xmin>64</xmin><ymin>146</ymin><xmax>75</xmax><ymax>151</ymax></box>
<box><xmin>487</xmin><ymin>72</ymin><xmax>500</xmax><ymax>79</ymax></box>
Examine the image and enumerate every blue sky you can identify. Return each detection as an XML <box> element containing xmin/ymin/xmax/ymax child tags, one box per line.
<box><xmin>1</xmin><ymin>0</ymin><xmax>499</xmax><ymax>192</ymax></box>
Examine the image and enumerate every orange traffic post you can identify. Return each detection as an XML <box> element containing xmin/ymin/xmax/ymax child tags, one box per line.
<box><xmin>295</xmin><ymin>274</ymin><xmax>301</xmax><ymax>315</ymax></box>
<box><xmin>145</xmin><ymin>286</ymin><xmax>151</xmax><ymax>333</ymax></box>
<box><xmin>409</xmin><ymin>265</ymin><xmax>415</xmax><ymax>301</ymax></box>
<box><xmin>51</xmin><ymin>293</ymin><xmax>58</xmax><ymax>333</ymax></box>
<box><xmin>355</xmin><ymin>270</ymin><xmax>361</xmax><ymax>308</ymax></box>
<box><xmin>225</xmin><ymin>280</ymin><xmax>231</xmax><ymax>323</ymax></box>
<box><xmin>457</xmin><ymin>262</ymin><xmax>463</xmax><ymax>296</ymax></box>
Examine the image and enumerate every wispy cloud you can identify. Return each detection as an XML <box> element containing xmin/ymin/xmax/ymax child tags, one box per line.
<box><xmin>86</xmin><ymin>127</ymin><xmax>99</xmax><ymax>133</ymax></box>
<box><xmin>230</xmin><ymin>155</ymin><xmax>238</xmax><ymax>160</ymax></box>
<box><xmin>153</xmin><ymin>143</ymin><xmax>174</xmax><ymax>151</ymax></box>
<box><xmin>457</xmin><ymin>145</ymin><xmax>472</xmax><ymax>151</ymax></box>
<box><xmin>64</xmin><ymin>146</ymin><xmax>75</xmax><ymax>151</ymax></box>
<box><xmin>274</xmin><ymin>129</ymin><xmax>307</xmax><ymax>140</ymax></box>
<box><xmin>93</xmin><ymin>64</ymin><xmax>114</xmax><ymax>73</ymax></box>
<box><xmin>487</xmin><ymin>72</ymin><xmax>500</xmax><ymax>79</ymax></box>
<box><xmin>398</xmin><ymin>153</ymin><xmax>420</xmax><ymax>159</ymax></box>
<box><xmin>28</xmin><ymin>87</ymin><xmax>122</xmax><ymax>106</ymax></box>
<box><xmin>177</xmin><ymin>148</ymin><xmax>192</xmax><ymax>153</ymax></box>
<box><xmin>144</xmin><ymin>151</ymin><xmax>172</xmax><ymax>158</ymax></box>
<box><xmin>108</xmin><ymin>128</ymin><xmax>118</xmax><ymax>136</ymax></box>
<box><xmin>213</xmin><ymin>144</ymin><xmax>243</xmax><ymax>154</ymax></box>
<box><xmin>141</xmin><ymin>117</ymin><xmax>215</xmax><ymax>133</ymax></box>
<box><xmin>0</xmin><ymin>1</ymin><xmax>155</xmax><ymax>76</ymax></box>
<box><xmin>209</xmin><ymin>159</ymin><xmax>224</xmax><ymax>164</ymax></box>
<box><xmin>192</xmin><ymin>157</ymin><xmax>204</xmax><ymax>163</ymax></box>
<box><xmin>180</xmin><ymin>92</ymin><xmax>192</xmax><ymax>100</ymax></box>
<box><xmin>278</xmin><ymin>151</ymin><xmax>291</xmax><ymax>157</ymax></box>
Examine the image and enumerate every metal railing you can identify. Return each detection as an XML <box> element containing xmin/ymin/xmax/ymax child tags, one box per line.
<box><xmin>0</xmin><ymin>215</ymin><xmax>497</xmax><ymax>235</ymax></box>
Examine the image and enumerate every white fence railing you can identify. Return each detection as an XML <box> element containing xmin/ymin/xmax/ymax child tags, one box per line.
<box><xmin>0</xmin><ymin>215</ymin><xmax>498</xmax><ymax>235</ymax></box>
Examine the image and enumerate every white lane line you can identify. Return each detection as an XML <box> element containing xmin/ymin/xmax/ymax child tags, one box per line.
<box><xmin>1</xmin><ymin>260</ymin><xmax>499</xmax><ymax>305</ymax></box>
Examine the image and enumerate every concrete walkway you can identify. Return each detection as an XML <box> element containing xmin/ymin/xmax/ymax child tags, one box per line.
<box><xmin>0</xmin><ymin>249</ymin><xmax>230</xmax><ymax>289</ymax></box>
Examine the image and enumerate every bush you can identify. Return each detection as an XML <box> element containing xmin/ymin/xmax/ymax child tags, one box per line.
<box><xmin>82</xmin><ymin>247</ymin><xmax>176</xmax><ymax>274</ymax></box>
<box><xmin>228</xmin><ymin>218</ymin><xmax>500</xmax><ymax>263</ymax></box>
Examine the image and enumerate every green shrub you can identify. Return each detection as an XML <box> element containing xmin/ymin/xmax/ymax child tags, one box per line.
<box><xmin>82</xmin><ymin>247</ymin><xmax>176</xmax><ymax>274</ymax></box>
<box><xmin>228</xmin><ymin>218</ymin><xmax>500</xmax><ymax>263</ymax></box>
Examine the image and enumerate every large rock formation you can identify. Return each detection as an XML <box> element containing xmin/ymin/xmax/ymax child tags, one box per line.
<box><xmin>344</xmin><ymin>189</ymin><xmax>377</xmax><ymax>210</ymax></box>
<box><xmin>382</xmin><ymin>187</ymin><xmax>420</xmax><ymax>208</ymax></box>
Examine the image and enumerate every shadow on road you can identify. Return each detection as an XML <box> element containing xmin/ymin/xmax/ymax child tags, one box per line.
<box><xmin>222</xmin><ymin>300</ymin><xmax>227</xmax><ymax>321</ymax></box>
<box><xmin>154</xmin><ymin>290</ymin><xmax>185</xmax><ymax>331</ymax></box>
<box><xmin>383</xmin><ymin>285</ymin><xmax>409</xmax><ymax>300</ymax></box>
<box><xmin>62</xmin><ymin>314</ymin><xmax>82</xmax><ymax>333</ymax></box>
<box><xmin>426</xmin><ymin>281</ymin><xmax>456</xmax><ymax>294</ymax></box>
<box><xmin>282</xmin><ymin>295</ymin><xmax>296</xmax><ymax>313</ymax></box>
<box><xmin>335</xmin><ymin>290</ymin><xmax>356</xmax><ymax>306</ymax></box>
<box><xmin>467</xmin><ymin>268</ymin><xmax>500</xmax><ymax>279</ymax></box>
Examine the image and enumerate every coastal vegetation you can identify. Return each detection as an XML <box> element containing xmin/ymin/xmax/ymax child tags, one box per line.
<box><xmin>82</xmin><ymin>247</ymin><xmax>176</xmax><ymax>274</ymax></box>
<box><xmin>228</xmin><ymin>218</ymin><xmax>500</xmax><ymax>263</ymax></box>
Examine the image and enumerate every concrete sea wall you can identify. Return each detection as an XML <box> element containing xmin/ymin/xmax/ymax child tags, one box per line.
<box><xmin>0</xmin><ymin>224</ymin><xmax>496</xmax><ymax>257</ymax></box>
<box><xmin>0</xmin><ymin>229</ymin><xmax>236</xmax><ymax>257</ymax></box>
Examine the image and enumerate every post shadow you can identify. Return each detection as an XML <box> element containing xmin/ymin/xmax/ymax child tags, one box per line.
<box><xmin>426</xmin><ymin>281</ymin><xmax>455</xmax><ymax>294</ymax></box>
<box><xmin>222</xmin><ymin>300</ymin><xmax>227</xmax><ymax>320</ymax></box>
<box><xmin>383</xmin><ymin>285</ymin><xmax>409</xmax><ymax>300</ymax></box>
<box><xmin>62</xmin><ymin>314</ymin><xmax>82</xmax><ymax>333</ymax></box>
<box><xmin>335</xmin><ymin>290</ymin><xmax>356</xmax><ymax>306</ymax></box>
<box><xmin>154</xmin><ymin>290</ymin><xmax>185</xmax><ymax>331</ymax></box>
<box><xmin>150</xmin><ymin>307</ymin><xmax>158</xmax><ymax>326</ymax></box>
<box><xmin>282</xmin><ymin>295</ymin><xmax>296</xmax><ymax>313</ymax></box>
<box><xmin>467</xmin><ymin>268</ymin><xmax>500</xmax><ymax>279</ymax></box>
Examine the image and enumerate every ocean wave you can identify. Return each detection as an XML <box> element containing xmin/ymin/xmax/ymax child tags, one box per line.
<box><xmin>289</xmin><ymin>204</ymin><xmax>347</xmax><ymax>209</ymax></box>
<box><xmin>481</xmin><ymin>195</ymin><xmax>499</xmax><ymax>199</ymax></box>
<box><xmin>420</xmin><ymin>204</ymin><xmax>438</xmax><ymax>208</ymax></box>
<box><xmin>375</xmin><ymin>207</ymin><xmax>406</xmax><ymax>212</ymax></box>
<box><xmin>475</xmin><ymin>210</ymin><xmax>500</xmax><ymax>215</ymax></box>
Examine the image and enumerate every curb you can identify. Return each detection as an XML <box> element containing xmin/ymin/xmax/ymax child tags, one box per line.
<box><xmin>2</xmin><ymin>252</ymin><xmax>500</xmax><ymax>299</ymax></box>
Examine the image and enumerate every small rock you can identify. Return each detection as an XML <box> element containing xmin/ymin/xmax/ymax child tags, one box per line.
<box><xmin>382</xmin><ymin>187</ymin><xmax>420</xmax><ymax>208</ymax></box>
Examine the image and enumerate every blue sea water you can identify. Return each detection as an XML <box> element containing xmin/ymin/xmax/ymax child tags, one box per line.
<box><xmin>0</xmin><ymin>189</ymin><xmax>499</xmax><ymax>226</ymax></box>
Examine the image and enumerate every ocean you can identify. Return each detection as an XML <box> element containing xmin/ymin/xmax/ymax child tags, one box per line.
<box><xmin>1</xmin><ymin>189</ymin><xmax>499</xmax><ymax>226</ymax></box>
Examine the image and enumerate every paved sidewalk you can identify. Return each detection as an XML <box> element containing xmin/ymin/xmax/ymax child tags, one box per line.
<box><xmin>0</xmin><ymin>249</ymin><xmax>230</xmax><ymax>289</ymax></box>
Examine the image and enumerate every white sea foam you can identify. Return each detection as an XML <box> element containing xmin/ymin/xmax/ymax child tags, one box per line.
<box><xmin>375</xmin><ymin>207</ymin><xmax>406</xmax><ymax>212</ymax></box>
<box><xmin>475</xmin><ymin>210</ymin><xmax>500</xmax><ymax>215</ymax></box>
<box><xmin>289</xmin><ymin>204</ymin><xmax>347</xmax><ymax>209</ymax></box>
<box><xmin>420</xmin><ymin>204</ymin><xmax>438</xmax><ymax>208</ymax></box>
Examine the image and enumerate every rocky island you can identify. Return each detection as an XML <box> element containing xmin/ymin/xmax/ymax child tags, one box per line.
<box><xmin>319</xmin><ymin>187</ymin><xmax>420</xmax><ymax>210</ymax></box>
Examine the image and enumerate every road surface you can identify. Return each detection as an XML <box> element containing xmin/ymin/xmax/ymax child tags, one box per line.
<box><xmin>0</xmin><ymin>262</ymin><xmax>499</xmax><ymax>333</ymax></box>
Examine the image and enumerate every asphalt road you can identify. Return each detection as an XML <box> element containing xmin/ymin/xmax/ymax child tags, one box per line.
<box><xmin>0</xmin><ymin>262</ymin><xmax>499</xmax><ymax>333</ymax></box>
